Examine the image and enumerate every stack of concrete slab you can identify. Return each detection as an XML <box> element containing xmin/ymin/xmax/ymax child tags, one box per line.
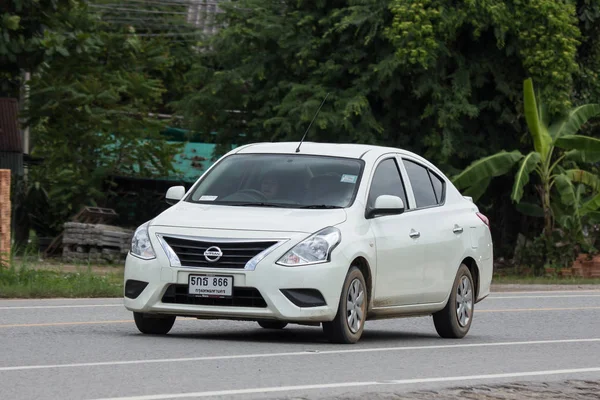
<box><xmin>0</xmin><ymin>170</ymin><xmax>10</xmax><ymax>264</ymax></box>
<box><xmin>62</xmin><ymin>222</ymin><xmax>133</xmax><ymax>263</ymax></box>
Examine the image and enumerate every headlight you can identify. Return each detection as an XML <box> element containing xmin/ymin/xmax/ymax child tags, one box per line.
<box><xmin>277</xmin><ymin>227</ymin><xmax>341</xmax><ymax>266</ymax></box>
<box><xmin>131</xmin><ymin>221</ymin><xmax>156</xmax><ymax>260</ymax></box>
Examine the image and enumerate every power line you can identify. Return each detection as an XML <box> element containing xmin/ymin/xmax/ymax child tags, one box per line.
<box><xmin>128</xmin><ymin>31</ymin><xmax>205</xmax><ymax>36</ymax></box>
<box><xmin>110</xmin><ymin>0</ymin><xmax>225</xmax><ymax>6</ymax></box>
<box><xmin>90</xmin><ymin>4</ymin><xmax>188</xmax><ymax>14</ymax></box>
<box><xmin>103</xmin><ymin>19</ymin><xmax>199</xmax><ymax>27</ymax></box>
<box><xmin>90</xmin><ymin>0</ymin><xmax>229</xmax><ymax>35</ymax></box>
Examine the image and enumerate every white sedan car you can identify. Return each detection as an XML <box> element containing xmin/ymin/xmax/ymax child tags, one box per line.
<box><xmin>124</xmin><ymin>142</ymin><xmax>493</xmax><ymax>343</ymax></box>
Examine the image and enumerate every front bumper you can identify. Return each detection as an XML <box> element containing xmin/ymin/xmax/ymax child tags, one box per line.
<box><xmin>123</xmin><ymin>229</ymin><xmax>350</xmax><ymax>323</ymax></box>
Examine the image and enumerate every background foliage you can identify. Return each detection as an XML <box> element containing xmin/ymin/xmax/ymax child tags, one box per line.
<box><xmin>2</xmin><ymin>0</ymin><xmax>600</xmax><ymax>267</ymax></box>
<box><xmin>3</xmin><ymin>0</ymin><xmax>197</xmax><ymax>240</ymax></box>
<box><xmin>176</xmin><ymin>0</ymin><xmax>600</xmax><ymax>261</ymax></box>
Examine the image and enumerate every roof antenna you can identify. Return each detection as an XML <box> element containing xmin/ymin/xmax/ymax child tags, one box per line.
<box><xmin>295</xmin><ymin>92</ymin><xmax>330</xmax><ymax>153</ymax></box>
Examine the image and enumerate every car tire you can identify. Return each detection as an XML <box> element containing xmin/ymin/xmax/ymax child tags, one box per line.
<box><xmin>323</xmin><ymin>266</ymin><xmax>367</xmax><ymax>344</ymax></box>
<box><xmin>257</xmin><ymin>321</ymin><xmax>288</xmax><ymax>329</ymax></box>
<box><xmin>433</xmin><ymin>264</ymin><xmax>474</xmax><ymax>339</ymax></box>
<box><xmin>133</xmin><ymin>312</ymin><xmax>176</xmax><ymax>335</ymax></box>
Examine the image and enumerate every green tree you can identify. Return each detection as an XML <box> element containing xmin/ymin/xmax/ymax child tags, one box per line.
<box><xmin>25</xmin><ymin>4</ymin><xmax>182</xmax><ymax>232</ymax></box>
<box><xmin>453</xmin><ymin>78</ymin><xmax>600</xmax><ymax>239</ymax></box>
<box><xmin>0</xmin><ymin>0</ymin><xmax>80</xmax><ymax>97</ymax></box>
<box><xmin>175</xmin><ymin>0</ymin><xmax>592</xmax><ymax>257</ymax></box>
<box><xmin>178</xmin><ymin>0</ymin><xmax>583</xmax><ymax>166</ymax></box>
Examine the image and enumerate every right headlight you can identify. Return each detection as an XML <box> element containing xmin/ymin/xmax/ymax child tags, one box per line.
<box><xmin>130</xmin><ymin>221</ymin><xmax>156</xmax><ymax>260</ymax></box>
<box><xmin>276</xmin><ymin>227</ymin><xmax>341</xmax><ymax>266</ymax></box>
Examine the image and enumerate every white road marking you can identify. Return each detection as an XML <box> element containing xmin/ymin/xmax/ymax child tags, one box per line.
<box><xmin>0</xmin><ymin>304</ymin><xmax>123</xmax><ymax>310</ymax></box>
<box><xmin>89</xmin><ymin>366</ymin><xmax>600</xmax><ymax>400</ymax></box>
<box><xmin>1</xmin><ymin>338</ymin><xmax>599</xmax><ymax>372</ymax></box>
<box><xmin>0</xmin><ymin>298</ymin><xmax>122</xmax><ymax>302</ymax></box>
<box><xmin>0</xmin><ymin>294</ymin><xmax>597</xmax><ymax>308</ymax></box>
<box><xmin>487</xmin><ymin>294</ymin><xmax>600</xmax><ymax>300</ymax></box>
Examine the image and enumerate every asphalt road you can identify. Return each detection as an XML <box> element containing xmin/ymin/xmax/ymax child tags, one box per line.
<box><xmin>1</xmin><ymin>289</ymin><xmax>600</xmax><ymax>400</ymax></box>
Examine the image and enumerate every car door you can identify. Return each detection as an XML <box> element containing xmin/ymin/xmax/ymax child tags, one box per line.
<box><xmin>400</xmin><ymin>157</ymin><xmax>465</xmax><ymax>304</ymax></box>
<box><xmin>369</xmin><ymin>156</ymin><xmax>426</xmax><ymax>307</ymax></box>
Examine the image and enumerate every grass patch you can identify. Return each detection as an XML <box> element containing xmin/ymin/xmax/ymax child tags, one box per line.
<box><xmin>493</xmin><ymin>275</ymin><xmax>600</xmax><ymax>285</ymax></box>
<box><xmin>0</xmin><ymin>262</ymin><xmax>123</xmax><ymax>298</ymax></box>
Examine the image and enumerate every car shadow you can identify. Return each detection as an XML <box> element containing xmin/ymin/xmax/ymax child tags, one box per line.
<box><xmin>162</xmin><ymin>326</ymin><xmax>440</xmax><ymax>344</ymax></box>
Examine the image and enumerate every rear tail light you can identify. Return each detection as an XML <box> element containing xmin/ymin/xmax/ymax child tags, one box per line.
<box><xmin>477</xmin><ymin>212</ymin><xmax>490</xmax><ymax>228</ymax></box>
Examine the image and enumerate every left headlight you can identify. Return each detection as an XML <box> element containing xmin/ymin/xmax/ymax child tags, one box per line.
<box><xmin>277</xmin><ymin>227</ymin><xmax>341</xmax><ymax>266</ymax></box>
<box><xmin>131</xmin><ymin>221</ymin><xmax>156</xmax><ymax>260</ymax></box>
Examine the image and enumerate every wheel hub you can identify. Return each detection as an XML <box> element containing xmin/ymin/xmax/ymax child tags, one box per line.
<box><xmin>456</xmin><ymin>276</ymin><xmax>473</xmax><ymax>327</ymax></box>
<box><xmin>347</xmin><ymin>278</ymin><xmax>365</xmax><ymax>334</ymax></box>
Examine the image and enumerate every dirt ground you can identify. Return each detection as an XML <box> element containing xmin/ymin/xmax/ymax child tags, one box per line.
<box><xmin>490</xmin><ymin>283</ymin><xmax>600</xmax><ymax>292</ymax></box>
<box><xmin>316</xmin><ymin>380</ymin><xmax>600</xmax><ymax>400</ymax></box>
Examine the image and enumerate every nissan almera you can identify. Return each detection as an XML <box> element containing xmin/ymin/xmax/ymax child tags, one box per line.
<box><xmin>124</xmin><ymin>142</ymin><xmax>493</xmax><ymax>343</ymax></box>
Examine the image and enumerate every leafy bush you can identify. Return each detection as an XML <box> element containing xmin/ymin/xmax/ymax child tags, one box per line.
<box><xmin>454</xmin><ymin>78</ymin><xmax>600</xmax><ymax>266</ymax></box>
<box><xmin>516</xmin><ymin>229</ymin><xmax>582</xmax><ymax>274</ymax></box>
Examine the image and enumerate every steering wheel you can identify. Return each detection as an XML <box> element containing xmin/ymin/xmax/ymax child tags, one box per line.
<box><xmin>236</xmin><ymin>189</ymin><xmax>268</xmax><ymax>201</ymax></box>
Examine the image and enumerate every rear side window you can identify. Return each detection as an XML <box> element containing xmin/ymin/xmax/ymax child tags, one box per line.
<box><xmin>429</xmin><ymin>171</ymin><xmax>445</xmax><ymax>204</ymax></box>
<box><xmin>368</xmin><ymin>158</ymin><xmax>408</xmax><ymax>208</ymax></box>
<box><xmin>402</xmin><ymin>159</ymin><xmax>438</xmax><ymax>208</ymax></box>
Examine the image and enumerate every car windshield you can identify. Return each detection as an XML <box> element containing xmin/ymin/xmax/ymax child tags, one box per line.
<box><xmin>186</xmin><ymin>154</ymin><xmax>364</xmax><ymax>208</ymax></box>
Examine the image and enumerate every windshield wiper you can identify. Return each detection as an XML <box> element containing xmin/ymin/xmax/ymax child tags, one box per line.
<box><xmin>299</xmin><ymin>205</ymin><xmax>343</xmax><ymax>209</ymax></box>
<box><xmin>230</xmin><ymin>202</ymin><xmax>287</xmax><ymax>208</ymax></box>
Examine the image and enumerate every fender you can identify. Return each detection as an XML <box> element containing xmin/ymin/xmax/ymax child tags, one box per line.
<box><xmin>439</xmin><ymin>247</ymin><xmax>484</xmax><ymax>307</ymax></box>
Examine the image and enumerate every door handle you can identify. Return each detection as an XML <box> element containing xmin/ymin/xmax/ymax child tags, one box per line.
<box><xmin>409</xmin><ymin>230</ymin><xmax>420</xmax><ymax>239</ymax></box>
<box><xmin>453</xmin><ymin>226</ymin><xmax>464</xmax><ymax>234</ymax></box>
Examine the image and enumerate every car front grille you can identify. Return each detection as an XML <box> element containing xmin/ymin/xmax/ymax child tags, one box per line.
<box><xmin>161</xmin><ymin>284</ymin><xmax>267</xmax><ymax>308</ymax></box>
<box><xmin>161</xmin><ymin>236</ymin><xmax>278</xmax><ymax>269</ymax></box>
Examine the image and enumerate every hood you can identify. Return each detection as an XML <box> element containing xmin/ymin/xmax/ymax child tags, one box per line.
<box><xmin>150</xmin><ymin>201</ymin><xmax>347</xmax><ymax>234</ymax></box>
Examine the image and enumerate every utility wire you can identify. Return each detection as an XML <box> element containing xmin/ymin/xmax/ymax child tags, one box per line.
<box><xmin>104</xmin><ymin>0</ymin><xmax>225</xmax><ymax>6</ymax></box>
<box><xmin>90</xmin><ymin>5</ymin><xmax>188</xmax><ymax>14</ymax></box>
<box><xmin>124</xmin><ymin>32</ymin><xmax>205</xmax><ymax>36</ymax></box>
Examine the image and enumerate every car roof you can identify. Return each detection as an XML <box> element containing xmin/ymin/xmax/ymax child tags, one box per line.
<box><xmin>232</xmin><ymin>141</ymin><xmax>421</xmax><ymax>160</ymax></box>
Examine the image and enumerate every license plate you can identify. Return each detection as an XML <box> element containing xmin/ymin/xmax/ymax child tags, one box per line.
<box><xmin>188</xmin><ymin>275</ymin><xmax>233</xmax><ymax>297</ymax></box>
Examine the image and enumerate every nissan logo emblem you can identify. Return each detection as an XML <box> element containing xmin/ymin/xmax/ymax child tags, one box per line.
<box><xmin>204</xmin><ymin>246</ymin><xmax>223</xmax><ymax>262</ymax></box>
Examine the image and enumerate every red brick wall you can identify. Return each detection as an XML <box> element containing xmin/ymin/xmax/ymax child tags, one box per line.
<box><xmin>0</xmin><ymin>169</ymin><xmax>10</xmax><ymax>263</ymax></box>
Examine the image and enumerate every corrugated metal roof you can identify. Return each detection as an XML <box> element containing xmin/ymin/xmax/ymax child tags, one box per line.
<box><xmin>0</xmin><ymin>98</ymin><xmax>22</xmax><ymax>153</ymax></box>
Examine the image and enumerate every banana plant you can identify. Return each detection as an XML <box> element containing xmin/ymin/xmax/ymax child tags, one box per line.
<box><xmin>453</xmin><ymin>78</ymin><xmax>600</xmax><ymax>237</ymax></box>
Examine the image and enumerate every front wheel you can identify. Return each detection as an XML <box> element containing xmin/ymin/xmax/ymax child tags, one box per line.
<box><xmin>323</xmin><ymin>266</ymin><xmax>367</xmax><ymax>344</ymax></box>
<box><xmin>433</xmin><ymin>264</ymin><xmax>474</xmax><ymax>339</ymax></box>
<box><xmin>133</xmin><ymin>312</ymin><xmax>176</xmax><ymax>335</ymax></box>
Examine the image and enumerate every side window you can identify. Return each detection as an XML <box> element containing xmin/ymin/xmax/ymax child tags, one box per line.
<box><xmin>402</xmin><ymin>159</ymin><xmax>437</xmax><ymax>208</ymax></box>
<box><xmin>429</xmin><ymin>171</ymin><xmax>445</xmax><ymax>204</ymax></box>
<box><xmin>368</xmin><ymin>158</ymin><xmax>408</xmax><ymax>208</ymax></box>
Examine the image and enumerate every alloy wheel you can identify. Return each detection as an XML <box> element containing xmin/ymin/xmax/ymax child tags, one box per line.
<box><xmin>456</xmin><ymin>276</ymin><xmax>473</xmax><ymax>327</ymax></box>
<box><xmin>346</xmin><ymin>278</ymin><xmax>365</xmax><ymax>334</ymax></box>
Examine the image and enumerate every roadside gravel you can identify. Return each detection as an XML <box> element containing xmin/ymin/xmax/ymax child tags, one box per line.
<box><xmin>300</xmin><ymin>380</ymin><xmax>600</xmax><ymax>400</ymax></box>
<box><xmin>491</xmin><ymin>284</ymin><xmax>600</xmax><ymax>292</ymax></box>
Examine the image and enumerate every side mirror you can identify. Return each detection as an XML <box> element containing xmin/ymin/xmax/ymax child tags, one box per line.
<box><xmin>366</xmin><ymin>195</ymin><xmax>405</xmax><ymax>219</ymax></box>
<box><xmin>166</xmin><ymin>186</ymin><xmax>185</xmax><ymax>205</ymax></box>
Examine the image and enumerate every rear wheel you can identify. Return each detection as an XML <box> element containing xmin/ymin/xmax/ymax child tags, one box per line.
<box><xmin>133</xmin><ymin>312</ymin><xmax>176</xmax><ymax>335</ymax></box>
<box><xmin>433</xmin><ymin>264</ymin><xmax>474</xmax><ymax>338</ymax></box>
<box><xmin>323</xmin><ymin>266</ymin><xmax>367</xmax><ymax>344</ymax></box>
<box><xmin>258</xmin><ymin>321</ymin><xmax>288</xmax><ymax>329</ymax></box>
